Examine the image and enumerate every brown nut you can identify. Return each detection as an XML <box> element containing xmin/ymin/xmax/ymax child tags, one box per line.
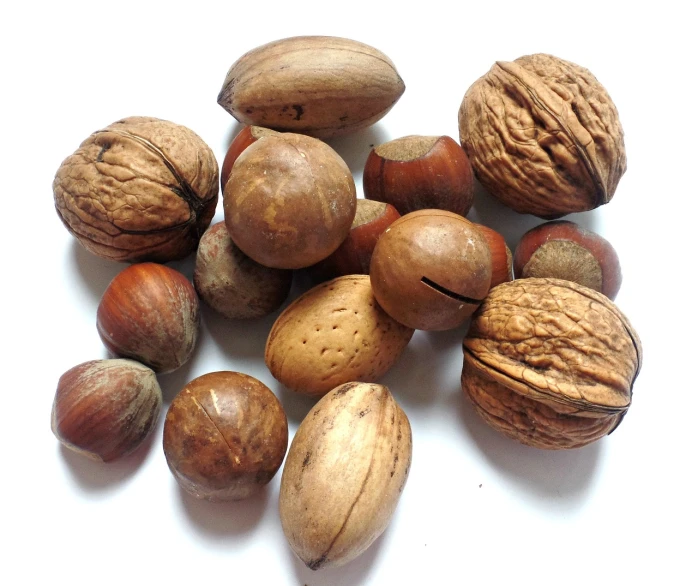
<box><xmin>279</xmin><ymin>382</ymin><xmax>411</xmax><ymax>570</ymax></box>
<box><xmin>370</xmin><ymin>210</ymin><xmax>492</xmax><ymax>331</ymax></box>
<box><xmin>163</xmin><ymin>371</ymin><xmax>288</xmax><ymax>501</ymax></box>
<box><xmin>309</xmin><ymin>199</ymin><xmax>401</xmax><ymax>281</ymax></box>
<box><xmin>51</xmin><ymin>359</ymin><xmax>162</xmax><ymax>462</ymax></box>
<box><xmin>265</xmin><ymin>275</ymin><xmax>414</xmax><ymax>397</ymax></box>
<box><xmin>194</xmin><ymin>222</ymin><xmax>292</xmax><ymax>319</ymax></box>
<box><xmin>514</xmin><ymin>220</ymin><xmax>622</xmax><ymax>300</ymax></box>
<box><xmin>220</xmin><ymin>126</ymin><xmax>281</xmax><ymax>191</ymax></box>
<box><xmin>363</xmin><ymin>135</ymin><xmax>474</xmax><ymax>216</ymax></box>
<box><xmin>97</xmin><ymin>263</ymin><xmax>200</xmax><ymax>373</ymax></box>
<box><xmin>461</xmin><ymin>278</ymin><xmax>642</xmax><ymax>449</ymax></box>
<box><xmin>224</xmin><ymin>133</ymin><xmax>357</xmax><ymax>269</ymax></box>
<box><xmin>459</xmin><ymin>54</ymin><xmax>626</xmax><ymax>218</ymax></box>
<box><xmin>473</xmin><ymin>223</ymin><xmax>513</xmax><ymax>288</ymax></box>
<box><xmin>53</xmin><ymin>116</ymin><xmax>218</xmax><ymax>262</ymax></box>
<box><xmin>218</xmin><ymin>36</ymin><xmax>405</xmax><ymax>138</ymax></box>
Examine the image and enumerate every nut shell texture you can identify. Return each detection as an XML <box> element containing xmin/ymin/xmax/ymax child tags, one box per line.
<box><xmin>461</xmin><ymin>278</ymin><xmax>642</xmax><ymax>448</ymax></box>
<box><xmin>54</xmin><ymin>116</ymin><xmax>218</xmax><ymax>262</ymax></box>
<box><xmin>97</xmin><ymin>263</ymin><xmax>200</xmax><ymax>373</ymax></box>
<box><xmin>163</xmin><ymin>371</ymin><xmax>288</xmax><ymax>501</ymax></box>
<box><xmin>279</xmin><ymin>382</ymin><xmax>412</xmax><ymax>570</ymax></box>
<box><xmin>218</xmin><ymin>36</ymin><xmax>405</xmax><ymax>138</ymax></box>
<box><xmin>265</xmin><ymin>275</ymin><xmax>414</xmax><ymax>397</ymax></box>
<box><xmin>51</xmin><ymin>359</ymin><xmax>162</xmax><ymax>462</ymax></box>
<box><xmin>459</xmin><ymin>54</ymin><xmax>626</xmax><ymax>218</ymax></box>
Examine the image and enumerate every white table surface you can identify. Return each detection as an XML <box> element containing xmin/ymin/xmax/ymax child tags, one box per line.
<box><xmin>3</xmin><ymin>1</ymin><xmax>695</xmax><ymax>584</ymax></box>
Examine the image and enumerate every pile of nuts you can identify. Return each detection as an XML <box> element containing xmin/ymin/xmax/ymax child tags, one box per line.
<box><xmin>50</xmin><ymin>35</ymin><xmax>642</xmax><ymax>571</ymax></box>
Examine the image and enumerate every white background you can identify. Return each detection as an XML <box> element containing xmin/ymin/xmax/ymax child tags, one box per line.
<box><xmin>2</xmin><ymin>2</ymin><xmax>695</xmax><ymax>584</ymax></box>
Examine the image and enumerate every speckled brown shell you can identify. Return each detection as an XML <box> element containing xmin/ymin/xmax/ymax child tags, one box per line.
<box><xmin>217</xmin><ymin>36</ymin><xmax>405</xmax><ymax>138</ymax></box>
<box><xmin>279</xmin><ymin>382</ymin><xmax>411</xmax><ymax>570</ymax></box>
<box><xmin>461</xmin><ymin>278</ymin><xmax>642</xmax><ymax>449</ymax></box>
<box><xmin>224</xmin><ymin>133</ymin><xmax>357</xmax><ymax>269</ymax></box>
<box><xmin>53</xmin><ymin>116</ymin><xmax>218</xmax><ymax>262</ymax></box>
<box><xmin>194</xmin><ymin>222</ymin><xmax>292</xmax><ymax>319</ymax></box>
<box><xmin>459</xmin><ymin>54</ymin><xmax>626</xmax><ymax>218</ymax></box>
<box><xmin>163</xmin><ymin>371</ymin><xmax>288</xmax><ymax>501</ymax></box>
<box><xmin>265</xmin><ymin>275</ymin><xmax>414</xmax><ymax>397</ymax></box>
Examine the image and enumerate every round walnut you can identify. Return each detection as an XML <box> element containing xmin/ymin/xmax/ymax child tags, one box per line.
<box><xmin>461</xmin><ymin>278</ymin><xmax>642</xmax><ymax>449</ymax></box>
<box><xmin>224</xmin><ymin>133</ymin><xmax>356</xmax><ymax>269</ymax></box>
<box><xmin>459</xmin><ymin>54</ymin><xmax>626</xmax><ymax>219</ymax></box>
<box><xmin>53</xmin><ymin>116</ymin><xmax>219</xmax><ymax>262</ymax></box>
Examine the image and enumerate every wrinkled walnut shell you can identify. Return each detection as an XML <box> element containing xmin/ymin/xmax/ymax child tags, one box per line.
<box><xmin>54</xmin><ymin>116</ymin><xmax>219</xmax><ymax>262</ymax></box>
<box><xmin>461</xmin><ymin>278</ymin><xmax>642</xmax><ymax>449</ymax></box>
<box><xmin>459</xmin><ymin>54</ymin><xmax>626</xmax><ymax>219</ymax></box>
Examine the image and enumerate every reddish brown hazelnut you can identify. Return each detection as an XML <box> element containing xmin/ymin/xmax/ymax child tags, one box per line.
<box><xmin>97</xmin><ymin>263</ymin><xmax>200</xmax><ymax>373</ymax></box>
<box><xmin>220</xmin><ymin>126</ymin><xmax>280</xmax><ymax>191</ymax></box>
<box><xmin>370</xmin><ymin>210</ymin><xmax>492</xmax><ymax>331</ymax></box>
<box><xmin>194</xmin><ymin>222</ymin><xmax>292</xmax><ymax>319</ymax></box>
<box><xmin>310</xmin><ymin>199</ymin><xmax>401</xmax><ymax>280</ymax></box>
<box><xmin>363</xmin><ymin>135</ymin><xmax>474</xmax><ymax>216</ymax></box>
<box><xmin>163</xmin><ymin>371</ymin><xmax>288</xmax><ymax>501</ymax></box>
<box><xmin>51</xmin><ymin>359</ymin><xmax>162</xmax><ymax>462</ymax></box>
<box><xmin>473</xmin><ymin>223</ymin><xmax>513</xmax><ymax>288</ymax></box>
<box><xmin>514</xmin><ymin>220</ymin><xmax>622</xmax><ymax>299</ymax></box>
<box><xmin>224</xmin><ymin>133</ymin><xmax>357</xmax><ymax>269</ymax></box>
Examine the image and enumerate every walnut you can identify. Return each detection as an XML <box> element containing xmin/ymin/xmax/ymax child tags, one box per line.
<box><xmin>458</xmin><ymin>54</ymin><xmax>626</xmax><ymax>219</ymax></box>
<box><xmin>53</xmin><ymin>116</ymin><xmax>218</xmax><ymax>262</ymax></box>
<box><xmin>461</xmin><ymin>278</ymin><xmax>641</xmax><ymax>449</ymax></box>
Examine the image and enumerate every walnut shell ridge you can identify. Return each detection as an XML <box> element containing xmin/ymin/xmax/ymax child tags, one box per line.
<box><xmin>461</xmin><ymin>278</ymin><xmax>642</xmax><ymax>449</ymax></box>
<box><xmin>459</xmin><ymin>54</ymin><xmax>626</xmax><ymax>218</ymax></box>
<box><xmin>54</xmin><ymin>116</ymin><xmax>219</xmax><ymax>262</ymax></box>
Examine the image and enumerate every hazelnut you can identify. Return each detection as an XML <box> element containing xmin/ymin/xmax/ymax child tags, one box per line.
<box><xmin>370</xmin><ymin>210</ymin><xmax>492</xmax><ymax>331</ymax></box>
<box><xmin>309</xmin><ymin>199</ymin><xmax>401</xmax><ymax>281</ymax></box>
<box><xmin>220</xmin><ymin>126</ymin><xmax>280</xmax><ymax>191</ymax></box>
<box><xmin>514</xmin><ymin>220</ymin><xmax>622</xmax><ymax>299</ymax></box>
<box><xmin>194</xmin><ymin>222</ymin><xmax>292</xmax><ymax>319</ymax></box>
<box><xmin>97</xmin><ymin>263</ymin><xmax>200</xmax><ymax>373</ymax></box>
<box><xmin>473</xmin><ymin>223</ymin><xmax>513</xmax><ymax>288</ymax></box>
<box><xmin>51</xmin><ymin>359</ymin><xmax>162</xmax><ymax>462</ymax></box>
<box><xmin>363</xmin><ymin>135</ymin><xmax>474</xmax><ymax>216</ymax></box>
<box><xmin>224</xmin><ymin>133</ymin><xmax>357</xmax><ymax>269</ymax></box>
<box><xmin>163</xmin><ymin>371</ymin><xmax>288</xmax><ymax>501</ymax></box>
<box><xmin>53</xmin><ymin>116</ymin><xmax>218</xmax><ymax>262</ymax></box>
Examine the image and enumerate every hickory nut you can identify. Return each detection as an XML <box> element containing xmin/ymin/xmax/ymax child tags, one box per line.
<box><xmin>53</xmin><ymin>116</ymin><xmax>218</xmax><ymax>262</ymax></box>
<box><xmin>218</xmin><ymin>36</ymin><xmax>405</xmax><ymax>138</ymax></box>
<box><xmin>459</xmin><ymin>54</ymin><xmax>626</xmax><ymax>218</ymax></box>
<box><xmin>279</xmin><ymin>382</ymin><xmax>411</xmax><ymax>570</ymax></box>
<box><xmin>461</xmin><ymin>278</ymin><xmax>642</xmax><ymax>449</ymax></box>
<box><xmin>51</xmin><ymin>359</ymin><xmax>162</xmax><ymax>462</ymax></box>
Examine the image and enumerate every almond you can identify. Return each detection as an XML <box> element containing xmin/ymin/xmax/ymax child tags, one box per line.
<box><xmin>279</xmin><ymin>382</ymin><xmax>412</xmax><ymax>570</ymax></box>
<box><xmin>264</xmin><ymin>275</ymin><xmax>413</xmax><ymax>397</ymax></box>
<box><xmin>217</xmin><ymin>36</ymin><xmax>405</xmax><ymax>138</ymax></box>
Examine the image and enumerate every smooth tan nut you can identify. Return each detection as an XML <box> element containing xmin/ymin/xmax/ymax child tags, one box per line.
<box><xmin>220</xmin><ymin>126</ymin><xmax>281</xmax><ymax>191</ymax></box>
<box><xmin>218</xmin><ymin>36</ymin><xmax>405</xmax><ymax>138</ymax></box>
<box><xmin>194</xmin><ymin>222</ymin><xmax>292</xmax><ymax>319</ymax></box>
<box><xmin>473</xmin><ymin>223</ymin><xmax>513</xmax><ymax>288</ymax></box>
<box><xmin>97</xmin><ymin>263</ymin><xmax>200</xmax><ymax>374</ymax></box>
<box><xmin>51</xmin><ymin>359</ymin><xmax>162</xmax><ymax>462</ymax></box>
<box><xmin>265</xmin><ymin>275</ymin><xmax>414</xmax><ymax>397</ymax></box>
<box><xmin>514</xmin><ymin>220</ymin><xmax>622</xmax><ymax>299</ymax></box>
<box><xmin>280</xmin><ymin>382</ymin><xmax>411</xmax><ymax>570</ymax></box>
<box><xmin>370</xmin><ymin>210</ymin><xmax>492</xmax><ymax>331</ymax></box>
<box><xmin>363</xmin><ymin>135</ymin><xmax>474</xmax><ymax>216</ymax></box>
<box><xmin>53</xmin><ymin>116</ymin><xmax>219</xmax><ymax>262</ymax></box>
<box><xmin>459</xmin><ymin>54</ymin><xmax>626</xmax><ymax>219</ymax></box>
<box><xmin>224</xmin><ymin>133</ymin><xmax>357</xmax><ymax>269</ymax></box>
<box><xmin>461</xmin><ymin>278</ymin><xmax>642</xmax><ymax>449</ymax></box>
<box><xmin>309</xmin><ymin>199</ymin><xmax>401</xmax><ymax>281</ymax></box>
<box><xmin>163</xmin><ymin>371</ymin><xmax>288</xmax><ymax>501</ymax></box>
